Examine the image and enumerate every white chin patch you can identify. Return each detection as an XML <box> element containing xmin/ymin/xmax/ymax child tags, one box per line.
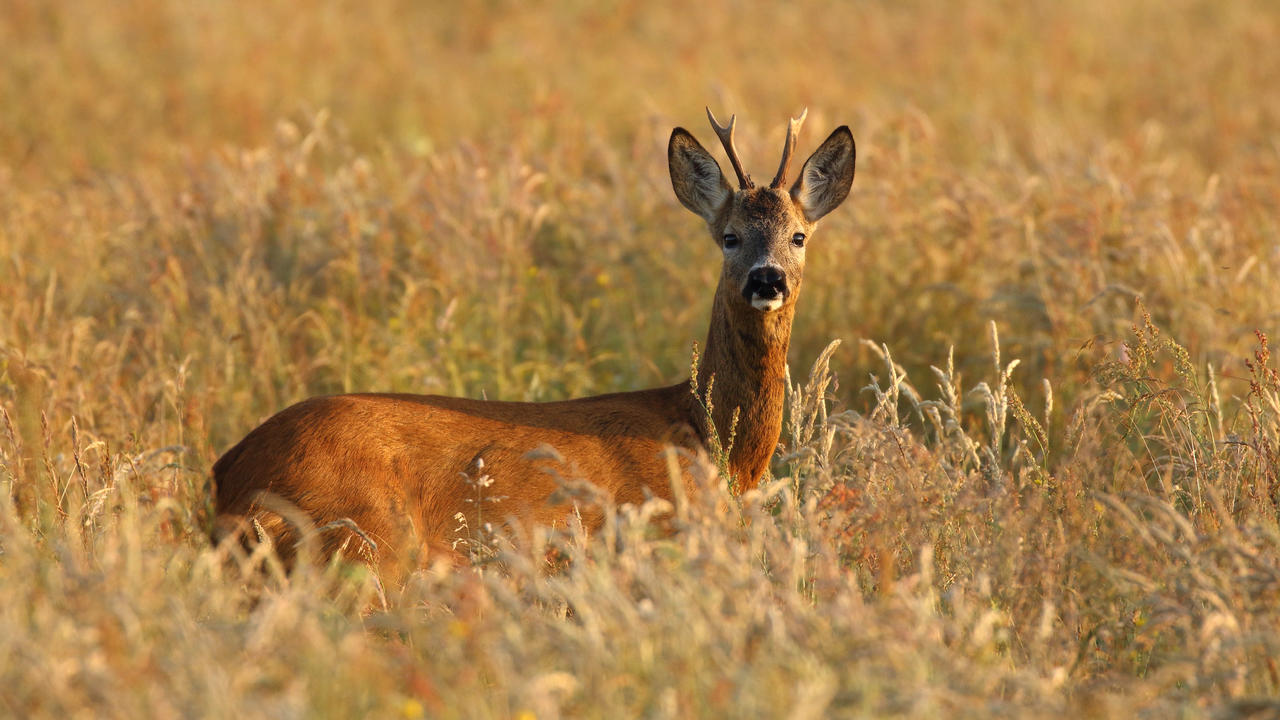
<box><xmin>751</xmin><ymin>296</ymin><xmax>784</xmax><ymax>312</ymax></box>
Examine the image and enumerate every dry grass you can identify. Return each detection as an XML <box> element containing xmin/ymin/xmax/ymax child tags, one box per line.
<box><xmin>3</xmin><ymin>0</ymin><xmax>1280</xmax><ymax>716</ymax></box>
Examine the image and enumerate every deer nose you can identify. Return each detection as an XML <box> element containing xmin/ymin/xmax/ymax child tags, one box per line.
<box><xmin>743</xmin><ymin>265</ymin><xmax>788</xmax><ymax>300</ymax></box>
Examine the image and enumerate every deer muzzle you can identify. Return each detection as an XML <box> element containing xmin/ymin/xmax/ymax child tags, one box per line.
<box><xmin>743</xmin><ymin>265</ymin><xmax>788</xmax><ymax>311</ymax></box>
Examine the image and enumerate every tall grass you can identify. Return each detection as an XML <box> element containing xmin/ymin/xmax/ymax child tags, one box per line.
<box><xmin>2</xmin><ymin>0</ymin><xmax>1279</xmax><ymax>716</ymax></box>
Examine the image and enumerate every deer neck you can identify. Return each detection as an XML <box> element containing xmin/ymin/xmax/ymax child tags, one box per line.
<box><xmin>693</xmin><ymin>283</ymin><xmax>795</xmax><ymax>490</ymax></box>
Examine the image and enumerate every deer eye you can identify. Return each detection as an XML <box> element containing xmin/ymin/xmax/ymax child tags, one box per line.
<box><xmin>792</xmin><ymin>233</ymin><xmax>806</xmax><ymax>247</ymax></box>
<box><xmin>722</xmin><ymin>233</ymin><xmax>740</xmax><ymax>249</ymax></box>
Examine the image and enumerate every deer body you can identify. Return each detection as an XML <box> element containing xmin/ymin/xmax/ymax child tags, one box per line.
<box><xmin>213</xmin><ymin>110</ymin><xmax>855</xmax><ymax>578</ymax></box>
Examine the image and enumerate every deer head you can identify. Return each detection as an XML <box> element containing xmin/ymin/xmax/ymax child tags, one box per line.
<box><xmin>668</xmin><ymin>109</ymin><xmax>856</xmax><ymax>315</ymax></box>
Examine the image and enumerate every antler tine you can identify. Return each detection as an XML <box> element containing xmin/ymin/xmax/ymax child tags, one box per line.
<box><xmin>706</xmin><ymin>107</ymin><xmax>754</xmax><ymax>189</ymax></box>
<box><xmin>769</xmin><ymin>107</ymin><xmax>808</xmax><ymax>189</ymax></box>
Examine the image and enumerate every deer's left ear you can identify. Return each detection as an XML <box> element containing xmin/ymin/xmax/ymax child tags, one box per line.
<box><xmin>669</xmin><ymin>128</ymin><xmax>732</xmax><ymax>224</ymax></box>
<box><xmin>790</xmin><ymin>127</ymin><xmax>855</xmax><ymax>222</ymax></box>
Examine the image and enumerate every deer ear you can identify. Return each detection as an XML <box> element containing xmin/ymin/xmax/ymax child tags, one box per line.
<box><xmin>790</xmin><ymin>127</ymin><xmax>855</xmax><ymax>222</ymax></box>
<box><xmin>669</xmin><ymin>128</ymin><xmax>732</xmax><ymax>223</ymax></box>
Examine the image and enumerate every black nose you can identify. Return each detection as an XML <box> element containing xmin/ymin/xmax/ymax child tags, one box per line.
<box><xmin>744</xmin><ymin>265</ymin><xmax>787</xmax><ymax>300</ymax></box>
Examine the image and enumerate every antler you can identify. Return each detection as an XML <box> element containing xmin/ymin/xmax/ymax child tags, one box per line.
<box><xmin>706</xmin><ymin>107</ymin><xmax>754</xmax><ymax>189</ymax></box>
<box><xmin>769</xmin><ymin>107</ymin><xmax>808</xmax><ymax>189</ymax></box>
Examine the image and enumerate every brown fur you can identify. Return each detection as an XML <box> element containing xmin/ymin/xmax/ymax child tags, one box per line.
<box><xmin>212</xmin><ymin>112</ymin><xmax>856</xmax><ymax>581</ymax></box>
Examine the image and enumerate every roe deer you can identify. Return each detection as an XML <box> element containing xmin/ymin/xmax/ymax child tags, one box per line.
<box><xmin>212</xmin><ymin>109</ymin><xmax>856</xmax><ymax>578</ymax></box>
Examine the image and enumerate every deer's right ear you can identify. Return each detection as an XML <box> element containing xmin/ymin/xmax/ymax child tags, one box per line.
<box><xmin>669</xmin><ymin>128</ymin><xmax>732</xmax><ymax>223</ymax></box>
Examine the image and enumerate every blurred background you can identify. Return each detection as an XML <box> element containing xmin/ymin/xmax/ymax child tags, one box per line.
<box><xmin>1</xmin><ymin>0</ymin><xmax>1277</xmax><ymax>462</ymax></box>
<box><xmin>5</xmin><ymin>0</ymin><xmax>1277</xmax><ymax>175</ymax></box>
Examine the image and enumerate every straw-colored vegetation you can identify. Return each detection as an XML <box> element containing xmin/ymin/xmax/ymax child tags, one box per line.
<box><xmin>2</xmin><ymin>0</ymin><xmax>1279</xmax><ymax>716</ymax></box>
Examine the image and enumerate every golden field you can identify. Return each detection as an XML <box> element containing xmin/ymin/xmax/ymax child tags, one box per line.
<box><xmin>2</xmin><ymin>0</ymin><xmax>1279</xmax><ymax>716</ymax></box>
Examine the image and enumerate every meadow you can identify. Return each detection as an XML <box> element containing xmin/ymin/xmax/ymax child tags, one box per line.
<box><xmin>2</xmin><ymin>0</ymin><xmax>1279</xmax><ymax>716</ymax></box>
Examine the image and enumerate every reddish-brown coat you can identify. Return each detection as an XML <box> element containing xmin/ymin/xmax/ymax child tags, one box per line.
<box><xmin>214</xmin><ymin>384</ymin><xmax>703</xmax><ymax>571</ymax></box>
